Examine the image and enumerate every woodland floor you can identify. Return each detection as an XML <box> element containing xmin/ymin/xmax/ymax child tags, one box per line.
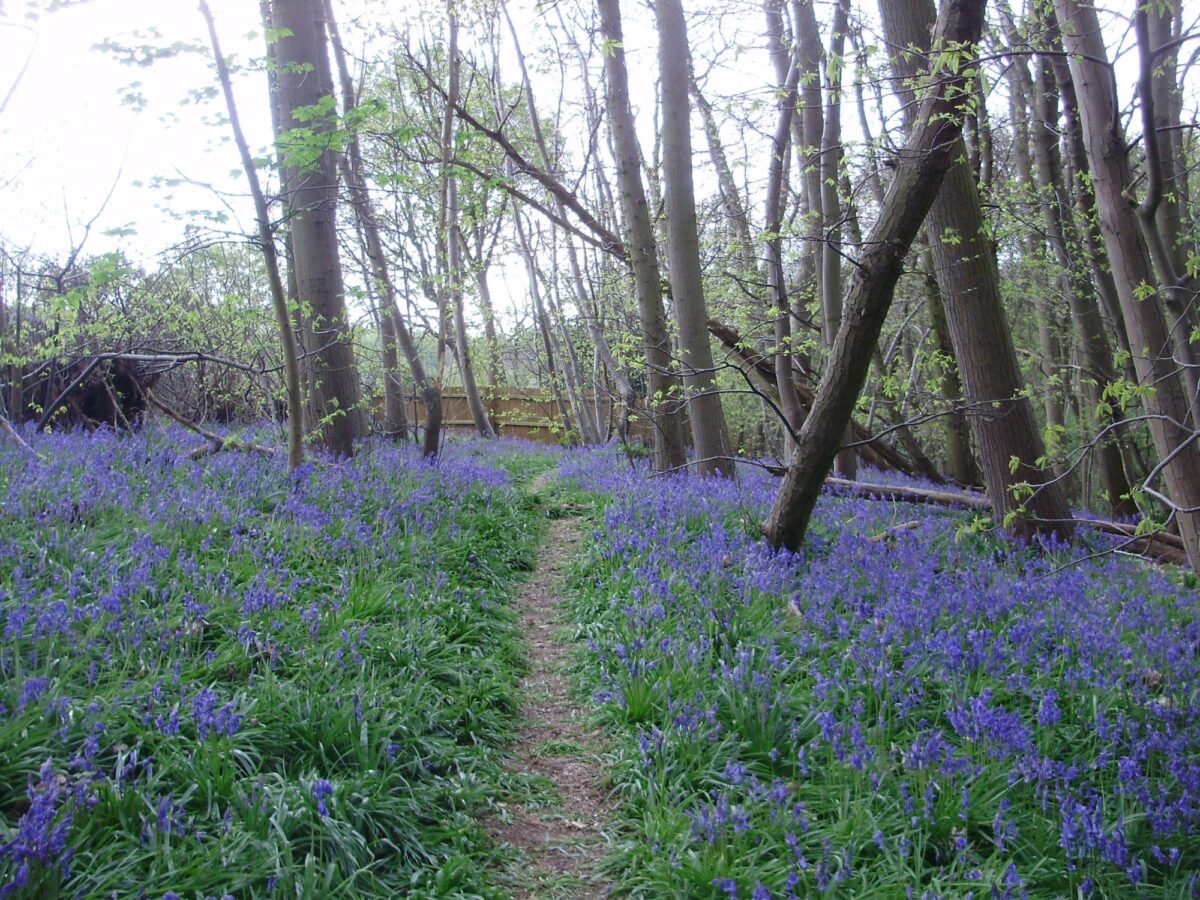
<box><xmin>487</xmin><ymin>476</ymin><xmax>612</xmax><ymax>898</ymax></box>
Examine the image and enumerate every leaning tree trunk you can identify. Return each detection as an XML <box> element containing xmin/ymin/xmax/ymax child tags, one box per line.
<box><xmin>655</xmin><ymin>0</ymin><xmax>733</xmax><ymax>477</ymax></box>
<box><xmin>1055</xmin><ymin>0</ymin><xmax>1200</xmax><ymax>568</ymax></box>
<box><xmin>598</xmin><ymin>0</ymin><xmax>687</xmax><ymax>472</ymax></box>
<box><xmin>880</xmin><ymin>0</ymin><xmax>1072</xmax><ymax>539</ymax></box>
<box><xmin>270</xmin><ymin>0</ymin><xmax>363</xmax><ymax>458</ymax></box>
<box><xmin>763</xmin><ymin>0</ymin><xmax>990</xmax><ymax>550</ymax></box>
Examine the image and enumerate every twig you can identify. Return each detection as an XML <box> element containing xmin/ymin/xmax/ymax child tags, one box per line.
<box><xmin>0</xmin><ymin>415</ymin><xmax>42</xmax><ymax>458</ymax></box>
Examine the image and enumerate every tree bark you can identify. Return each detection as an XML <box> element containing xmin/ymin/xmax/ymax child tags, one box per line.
<box><xmin>654</xmin><ymin>0</ymin><xmax>733</xmax><ymax>477</ymax></box>
<box><xmin>818</xmin><ymin>0</ymin><xmax>856</xmax><ymax>479</ymax></box>
<box><xmin>1014</xmin><ymin>47</ymin><xmax>1135</xmax><ymax>517</ymax></box>
<box><xmin>515</xmin><ymin>212</ymin><xmax>575</xmax><ymax>442</ymax></box>
<box><xmin>1055</xmin><ymin>0</ymin><xmax>1200</xmax><ymax>568</ymax></box>
<box><xmin>598</xmin><ymin>0</ymin><xmax>688</xmax><ymax>472</ymax></box>
<box><xmin>880</xmin><ymin>0</ymin><xmax>1072</xmax><ymax>538</ymax></box>
<box><xmin>201</xmin><ymin>1</ymin><xmax>304</xmax><ymax>470</ymax></box>
<box><xmin>442</xmin><ymin>2</ymin><xmax>495</xmax><ymax>439</ymax></box>
<box><xmin>324</xmin><ymin>0</ymin><xmax>442</xmax><ymax>454</ymax></box>
<box><xmin>763</xmin><ymin>0</ymin><xmax>989</xmax><ymax>551</ymax></box>
<box><xmin>270</xmin><ymin>0</ymin><xmax>363</xmax><ymax>458</ymax></box>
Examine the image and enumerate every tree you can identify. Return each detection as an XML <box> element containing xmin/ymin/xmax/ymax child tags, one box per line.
<box><xmin>763</xmin><ymin>0</ymin><xmax>988</xmax><ymax>550</ymax></box>
<box><xmin>654</xmin><ymin>0</ymin><xmax>733</xmax><ymax>477</ymax></box>
<box><xmin>442</xmin><ymin>0</ymin><xmax>494</xmax><ymax>439</ymax></box>
<box><xmin>598</xmin><ymin>0</ymin><xmax>687</xmax><ymax>473</ymax></box>
<box><xmin>1054</xmin><ymin>0</ymin><xmax>1200</xmax><ymax>568</ymax></box>
<box><xmin>324</xmin><ymin>0</ymin><xmax>443</xmax><ymax>455</ymax></box>
<box><xmin>879</xmin><ymin>0</ymin><xmax>1072</xmax><ymax>539</ymax></box>
<box><xmin>270</xmin><ymin>0</ymin><xmax>363</xmax><ymax>458</ymax></box>
<box><xmin>200</xmin><ymin>1</ymin><xmax>303</xmax><ymax>469</ymax></box>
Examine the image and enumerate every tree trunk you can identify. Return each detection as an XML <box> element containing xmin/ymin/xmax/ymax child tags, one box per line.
<box><xmin>324</xmin><ymin>0</ymin><xmax>441</xmax><ymax>455</ymax></box>
<box><xmin>598</xmin><ymin>0</ymin><xmax>688</xmax><ymax>472</ymax></box>
<box><xmin>921</xmin><ymin>248</ymin><xmax>981</xmax><ymax>486</ymax></box>
<box><xmin>687</xmin><ymin>70</ymin><xmax>756</xmax><ymax>272</ymax></box>
<box><xmin>1055</xmin><ymin>0</ymin><xmax>1200</xmax><ymax>568</ymax></box>
<box><xmin>515</xmin><ymin>212</ymin><xmax>575</xmax><ymax>442</ymax></box>
<box><xmin>818</xmin><ymin>0</ymin><xmax>856</xmax><ymax>478</ymax></box>
<box><xmin>1015</xmin><ymin>48</ymin><xmax>1136</xmax><ymax>517</ymax></box>
<box><xmin>761</xmin><ymin>17</ymin><xmax>806</xmax><ymax>456</ymax></box>
<box><xmin>655</xmin><ymin>0</ymin><xmax>733</xmax><ymax>477</ymax></box>
<box><xmin>270</xmin><ymin>0</ymin><xmax>362</xmax><ymax>458</ymax></box>
<box><xmin>763</xmin><ymin>0</ymin><xmax>990</xmax><ymax>550</ymax></box>
<box><xmin>443</xmin><ymin>2</ymin><xmax>494</xmax><ymax>439</ymax></box>
<box><xmin>1010</xmin><ymin>84</ymin><xmax>1073</xmax><ymax>493</ymax></box>
<box><xmin>880</xmin><ymin>0</ymin><xmax>1072</xmax><ymax>538</ymax></box>
<box><xmin>202</xmin><ymin>1</ymin><xmax>304</xmax><ymax>470</ymax></box>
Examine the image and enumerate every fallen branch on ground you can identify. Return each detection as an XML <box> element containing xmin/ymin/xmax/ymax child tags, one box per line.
<box><xmin>823</xmin><ymin>476</ymin><xmax>1187</xmax><ymax>566</ymax></box>
<box><xmin>144</xmin><ymin>390</ymin><xmax>276</xmax><ymax>460</ymax></box>
<box><xmin>0</xmin><ymin>415</ymin><xmax>43</xmax><ymax>458</ymax></box>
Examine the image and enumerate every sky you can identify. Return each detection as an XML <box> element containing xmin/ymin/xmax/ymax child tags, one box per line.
<box><xmin>0</xmin><ymin>0</ymin><xmax>1165</xmax><ymax>299</ymax></box>
<box><xmin>1</xmin><ymin>0</ymin><xmax>273</xmax><ymax>261</ymax></box>
<box><xmin>0</xmin><ymin>0</ymin><xmax>750</xmax><ymax>334</ymax></box>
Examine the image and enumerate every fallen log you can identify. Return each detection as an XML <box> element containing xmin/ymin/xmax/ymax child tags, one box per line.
<box><xmin>0</xmin><ymin>415</ymin><xmax>42</xmax><ymax>458</ymax></box>
<box><xmin>822</xmin><ymin>476</ymin><xmax>1187</xmax><ymax>566</ymax></box>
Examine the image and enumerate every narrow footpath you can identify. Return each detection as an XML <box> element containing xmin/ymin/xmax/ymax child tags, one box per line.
<box><xmin>489</xmin><ymin>479</ymin><xmax>611</xmax><ymax>898</ymax></box>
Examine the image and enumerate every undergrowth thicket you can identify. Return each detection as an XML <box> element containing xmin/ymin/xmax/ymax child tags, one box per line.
<box><xmin>0</xmin><ymin>428</ymin><xmax>552</xmax><ymax>898</ymax></box>
<box><xmin>556</xmin><ymin>449</ymin><xmax>1200</xmax><ymax>899</ymax></box>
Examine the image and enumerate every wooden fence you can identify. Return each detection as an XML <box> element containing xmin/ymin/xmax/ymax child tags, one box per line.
<box><xmin>393</xmin><ymin>387</ymin><xmax>655</xmax><ymax>445</ymax></box>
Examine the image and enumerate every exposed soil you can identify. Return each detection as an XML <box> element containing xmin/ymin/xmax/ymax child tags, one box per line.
<box><xmin>488</xmin><ymin>479</ymin><xmax>611</xmax><ymax>898</ymax></box>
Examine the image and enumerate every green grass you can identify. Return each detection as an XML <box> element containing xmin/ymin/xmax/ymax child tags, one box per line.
<box><xmin>0</xmin><ymin>435</ymin><xmax>556</xmax><ymax>898</ymax></box>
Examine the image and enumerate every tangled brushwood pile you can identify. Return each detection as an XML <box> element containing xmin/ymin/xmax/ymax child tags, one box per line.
<box><xmin>14</xmin><ymin>356</ymin><xmax>159</xmax><ymax>432</ymax></box>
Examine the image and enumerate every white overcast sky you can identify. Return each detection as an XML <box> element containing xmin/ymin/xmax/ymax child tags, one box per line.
<box><xmin>0</xmin><ymin>0</ymin><xmax>1164</xmax><ymax>273</ymax></box>
<box><xmin>1</xmin><ymin>0</ymin><xmax>280</xmax><ymax>262</ymax></box>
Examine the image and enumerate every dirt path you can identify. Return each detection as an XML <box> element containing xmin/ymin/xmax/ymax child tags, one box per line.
<box><xmin>489</xmin><ymin>480</ymin><xmax>610</xmax><ymax>898</ymax></box>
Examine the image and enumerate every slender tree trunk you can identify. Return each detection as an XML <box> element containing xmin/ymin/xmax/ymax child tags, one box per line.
<box><xmin>655</xmin><ymin>0</ymin><xmax>733</xmax><ymax>477</ymax></box>
<box><xmin>1056</xmin><ymin>0</ymin><xmax>1200</xmax><ymax>568</ymax></box>
<box><xmin>1011</xmin><ymin>85</ymin><xmax>1072</xmax><ymax>493</ymax></box>
<box><xmin>270</xmin><ymin>0</ymin><xmax>362</xmax><ymax>458</ymax></box>
<box><xmin>763</xmin><ymin>0</ymin><xmax>990</xmax><ymax>550</ymax></box>
<box><xmin>1043</xmin><ymin>37</ymin><xmax>1134</xmax><ymax>368</ymax></box>
<box><xmin>500</xmin><ymin>3</ymin><xmax>636</xmax><ymax>439</ymax></box>
<box><xmin>515</xmin><ymin>213</ymin><xmax>575</xmax><ymax>442</ymax></box>
<box><xmin>324</xmin><ymin>0</ymin><xmax>441</xmax><ymax>455</ymax></box>
<box><xmin>687</xmin><ymin>70</ymin><xmax>756</xmax><ymax>272</ymax></box>
<box><xmin>818</xmin><ymin>0</ymin><xmax>856</xmax><ymax>478</ymax></box>
<box><xmin>880</xmin><ymin>0</ymin><xmax>1072</xmax><ymax>538</ymax></box>
<box><xmin>1135</xmin><ymin>5</ymin><xmax>1200</xmax><ymax>426</ymax></box>
<box><xmin>201</xmin><ymin>1</ymin><xmax>304</xmax><ymax>470</ymax></box>
<box><xmin>598</xmin><ymin>0</ymin><xmax>687</xmax><ymax>471</ymax></box>
<box><xmin>442</xmin><ymin>2</ymin><xmax>494</xmax><ymax>439</ymax></box>
<box><xmin>260</xmin><ymin>0</ymin><xmax>310</xmax><ymax>431</ymax></box>
<box><xmin>762</xmin><ymin>22</ymin><xmax>806</xmax><ymax>456</ymax></box>
<box><xmin>1014</xmin><ymin>48</ymin><xmax>1136</xmax><ymax>517</ymax></box>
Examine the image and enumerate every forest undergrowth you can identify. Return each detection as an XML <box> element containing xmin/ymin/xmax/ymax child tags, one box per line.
<box><xmin>2</xmin><ymin>433</ymin><xmax>1200</xmax><ymax>898</ymax></box>
<box><xmin>555</xmin><ymin>449</ymin><xmax>1200</xmax><ymax>899</ymax></box>
<box><xmin>0</xmin><ymin>427</ymin><xmax>555</xmax><ymax>898</ymax></box>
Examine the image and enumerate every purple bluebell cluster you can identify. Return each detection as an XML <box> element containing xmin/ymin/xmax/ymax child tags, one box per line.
<box><xmin>560</xmin><ymin>449</ymin><xmax>1200</xmax><ymax>897</ymax></box>
<box><xmin>0</xmin><ymin>427</ymin><xmax>551</xmax><ymax>897</ymax></box>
